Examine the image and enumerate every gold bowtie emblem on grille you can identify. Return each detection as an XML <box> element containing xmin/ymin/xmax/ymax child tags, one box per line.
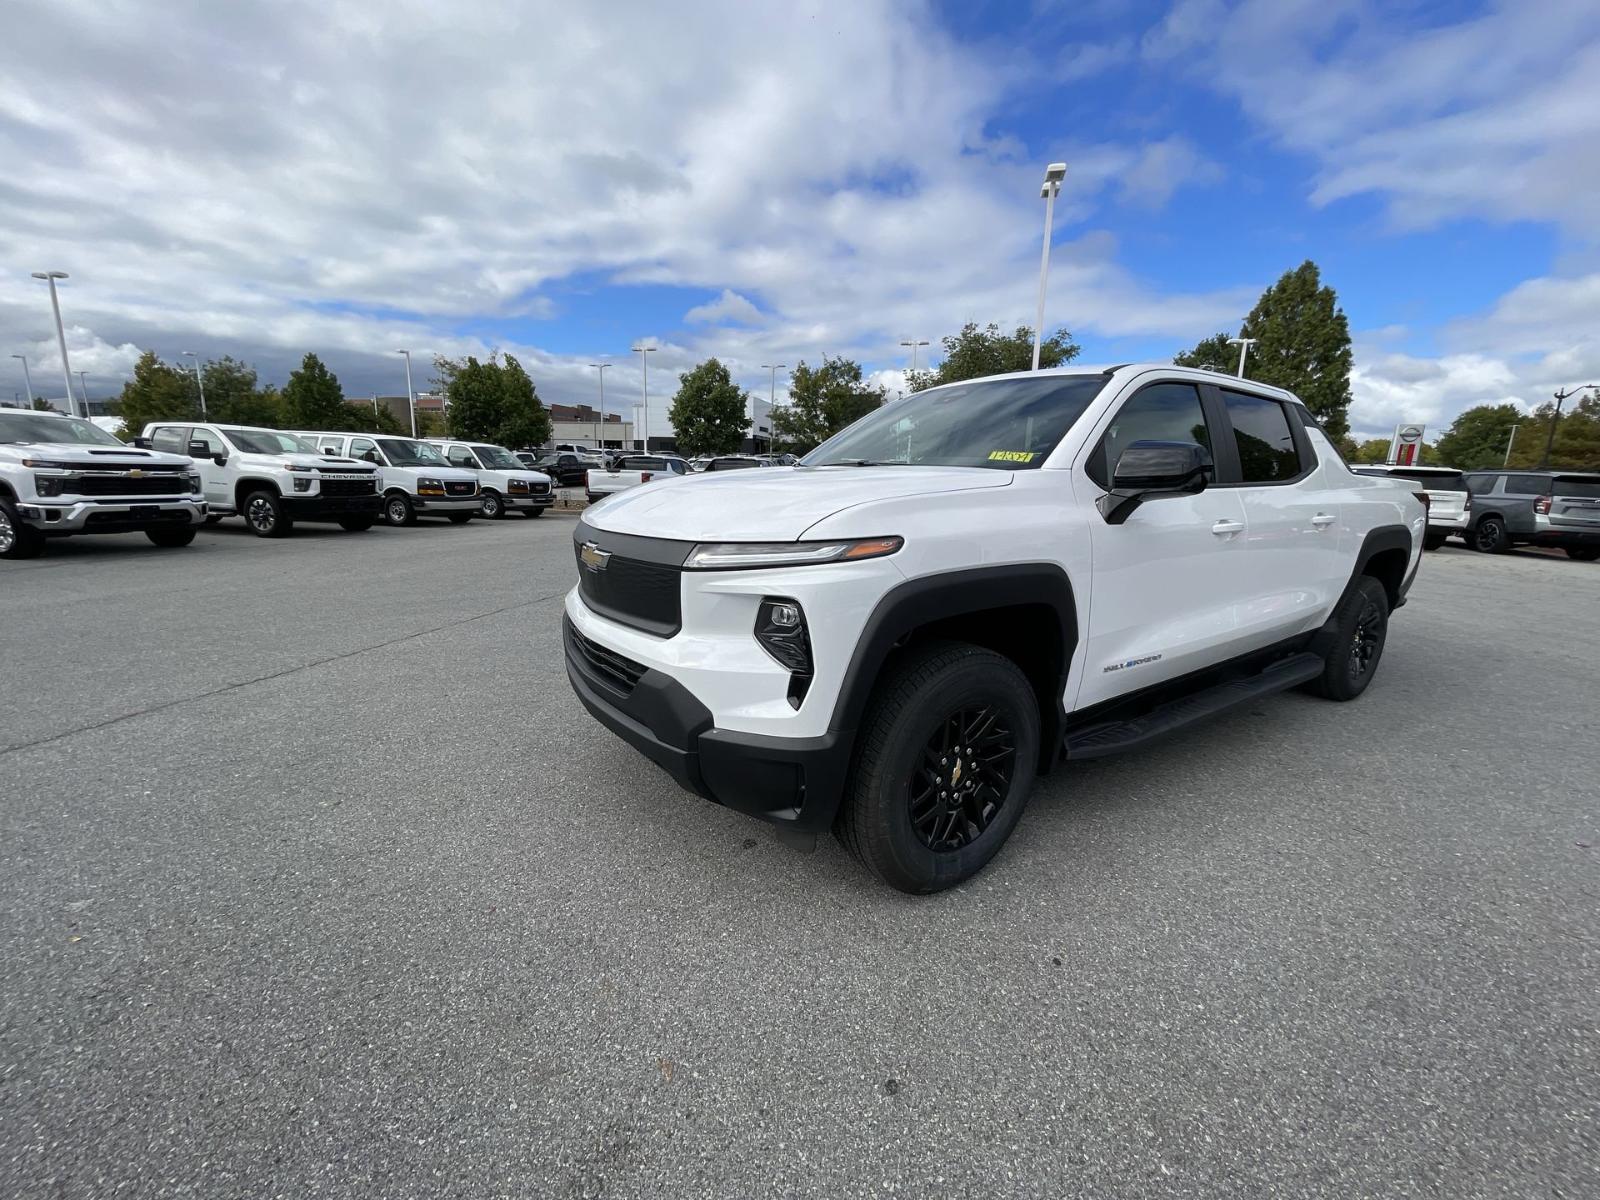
<box><xmin>127</xmin><ymin>468</ymin><xmax>144</xmax><ymax>478</ymax></box>
<box><xmin>580</xmin><ymin>542</ymin><xmax>611</xmax><ymax>572</ymax></box>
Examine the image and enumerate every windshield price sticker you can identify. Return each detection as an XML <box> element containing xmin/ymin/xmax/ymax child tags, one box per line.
<box><xmin>988</xmin><ymin>450</ymin><xmax>1036</xmax><ymax>462</ymax></box>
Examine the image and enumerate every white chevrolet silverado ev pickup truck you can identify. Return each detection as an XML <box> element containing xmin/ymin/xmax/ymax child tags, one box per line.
<box><xmin>1</xmin><ymin>409</ymin><xmax>206</xmax><ymax>560</ymax></box>
<box><xmin>139</xmin><ymin>422</ymin><xmax>383</xmax><ymax>537</ymax></box>
<box><xmin>564</xmin><ymin>365</ymin><xmax>1426</xmax><ymax>892</ymax></box>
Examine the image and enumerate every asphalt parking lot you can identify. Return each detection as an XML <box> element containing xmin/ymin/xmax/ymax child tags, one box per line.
<box><xmin>2</xmin><ymin>518</ymin><xmax>1596</xmax><ymax>1199</ymax></box>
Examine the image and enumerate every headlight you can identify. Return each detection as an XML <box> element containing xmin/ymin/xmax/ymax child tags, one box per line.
<box><xmin>684</xmin><ymin>537</ymin><xmax>902</xmax><ymax>571</ymax></box>
<box><xmin>33</xmin><ymin>472</ymin><xmax>70</xmax><ymax>497</ymax></box>
<box><xmin>417</xmin><ymin>477</ymin><xmax>445</xmax><ymax>495</ymax></box>
<box><xmin>187</xmin><ymin>472</ymin><xmax>202</xmax><ymax>494</ymax></box>
<box><xmin>285</xmin><ymin>464</ymin><xmax>313</xmax><ymax>473</ymax></box>
<box><xmin>293</xmin><ymin>477</ymin><xmax>314</xmax><ymax>492</ymax></box>
<box><xmin>508</xmin><ymin>478</ymin><xmax>530</xmax><ymax>493</ymax></box>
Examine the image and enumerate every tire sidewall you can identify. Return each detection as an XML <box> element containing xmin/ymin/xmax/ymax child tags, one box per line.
<box><xmin>1474</xmin><ymin>518</ymin><xmax>1507</xmax><ymax>553</ymax></box>
<box><xmin>862</xmin><ymin>658</ymin><xmax>1040</xmax><ymax>892</ymax></box>
<box><xmin>1326</xmin><ymin>577</ymin><xmax>1388</xmax><ymax>700</ymax></box>
<box><xmin>384</xmin><ymin>494</ymin><xmax>413</xmax><ymax>526</ymax></box>
<box><xmin>245</xmin><ymin>490</ymin><xmax>286</xmax><ymax>538</ymax></box>
<box><xmin>481</xmin><ymin>491</ymin><xmax>503</xmax><ymax>518</ymax></box>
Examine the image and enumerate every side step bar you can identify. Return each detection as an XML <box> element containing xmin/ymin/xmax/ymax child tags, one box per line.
<box><xmin>1064</xmin><ymin>652</ymin><xmax>1325</xmax><ymax>760</ymax></box>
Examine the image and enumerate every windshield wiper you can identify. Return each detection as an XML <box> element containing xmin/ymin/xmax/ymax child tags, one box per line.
<box><xmin>811</xmin><ymin>458</ymin><xmax>907</xmax><ymax>467</ymax></box>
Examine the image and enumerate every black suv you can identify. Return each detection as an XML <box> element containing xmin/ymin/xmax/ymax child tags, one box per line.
<box><xmin>1461</xmin><ymin>470</ymin><xmax>1600</xmax><ymax>560</ymax></box>
<box><xmin>518</xmin><ymin>451</ymin><xmax>588</xmax><ymax>487</ymax></box>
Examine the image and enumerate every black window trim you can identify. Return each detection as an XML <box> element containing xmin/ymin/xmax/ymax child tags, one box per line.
<box><xmin>1199</xmin><ymin>383</ymin><xmax>1316</xmax><ymax>489</ymax></box>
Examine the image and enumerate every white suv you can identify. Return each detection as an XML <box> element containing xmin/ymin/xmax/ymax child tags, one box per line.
<box><xmin>140</xmin><ymin>422</ymin><xmax>382</xmax><ymax>537</ymax></box>
<box><xmin>292</xmin><ymin>432</ymin><xmax>480</xmax><ymax>526</ymax></box>
<box><xmin>425</xmin><ymin>440</ymin><xmax>554</xmax><ymax>519</ymax></box>
<box><xmin>564</xmin><ymin>364</ymin><xmax>1426</xmax><ymax>892</ymax></box>
<box><xmin>1</xmin><ymin>408</ymin><xmax>205</xmax><ymax>559</ymax></box>
<box><xmin>1350</xmin><ymin>464</ymin><xmax>1470</xmax><ymax>550</ymax></box>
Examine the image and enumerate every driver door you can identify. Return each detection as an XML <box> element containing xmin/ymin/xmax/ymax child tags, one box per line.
<box><xmin>186</xmin><ymin>426</ymin><xmax>232</xmax><ymax>507</ymax></box>
<box><xmin>1075</xmin><ymin>381</ymin><xmax>1251</xmax><ymax>710</ymax></box>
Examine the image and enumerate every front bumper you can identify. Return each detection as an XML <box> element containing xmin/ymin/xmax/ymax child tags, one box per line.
<box><xmin>506</xmin><ymin>492</ymin><xmax>555</xmax><ymax>511</ymax></box>
<box><xmin>17</xmin><ymin>497</ymin><xmax>207</xmax><ymax>534</ymax></box>
<box><xmin>563</xmin><ymin>616</ymin><xmax>849</xmax><ymax>834</ymax></box>
<box><xmin>280</xmin><ymin>494</ymin><xmax>384</xmax><ymax>521</ymax></box>
<box><xmin>413</xmin><ymin>494</ymin><xmax>481</xmax><ymax>512</ymax></box>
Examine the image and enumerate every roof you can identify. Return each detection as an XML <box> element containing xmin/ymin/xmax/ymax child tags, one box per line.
<box><xmin>912</xmin><ymin>362</ymin><xmax>1303</xmax><ymax>405</ymax></box>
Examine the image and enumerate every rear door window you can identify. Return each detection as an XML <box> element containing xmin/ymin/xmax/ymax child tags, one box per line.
<box><xmin>1220</xmin><ymin>391</ymin><xmax>1302</xmax><ymax>483</ymax></box>
<box><xmin>1505</xmin><ymin>475</ymin><xmax>1549</xmax><ymax>495</ymax></box>
<box><xmin>1466</xmin><ymin>475</ymin><xmax>1499</xmax><ymax>495</ymax></box>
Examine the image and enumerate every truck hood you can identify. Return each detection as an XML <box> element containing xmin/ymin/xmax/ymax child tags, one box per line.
<box><xmin>585</xmin><ymin>466</ymin><xmax>1012</xmax><ymax>541</ymax></box>
<box><xmin>0</xmin><ymin>442</ymin><xmax>195</xmax><ymax>469</ymax></box>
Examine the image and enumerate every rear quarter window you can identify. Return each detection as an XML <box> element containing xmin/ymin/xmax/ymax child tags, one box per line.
<box><xmin>1553</xmin><ymin>476</ymin><xmax>1600</xmax><ymax>498</ymax></box>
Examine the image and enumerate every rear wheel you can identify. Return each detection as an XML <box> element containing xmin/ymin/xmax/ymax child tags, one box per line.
<box><xmin>1472</xmin><ymin>517</ymin><xmax>1510</xmax><ymax>553</ymax></box>
<box><xmin>1423</xmin><ymin>531</ymin><xmax>1447</xmax><ymax>551</ymax></box>
<box><xmin>480</xmin><ymin>490</ymin><xmax>505</xmax><ymax>519</ymax></box>
<box><xmin>144</xmin><ymin>525</ymin><xmax>197</xmax><ymax>548</ymax></box>
<box><xmin>836</xmin><ymin>642</ymin><xmax>1040</xmax><ymax>894</ymax></box>
<box><xmin>446</xmin><ymin>512</ymin><xmax>474</xmax><ymax>525</ymax></box>
<box><xmin>1308</xmin><ymin>576</ymin><xmax>1388</xmax><ymax>701</ymax></box>
<box><xmin>243</xmin><ymin>489</ymin><xmax>292</xmax><ymax>538</ymax></box>
<box><xmin>383</xmin><ymin>493</ymin><xmax>415</xmax><ymax>527</ymax></box>
<box><xmin>0</xmin><ymin>499</ymin><xmax>45</xmax><ymax>559</ymax></box>
<box><xmin>1566</xmin><ymin>546</ymin><xmax>1600</xmax><ymax>562</ymax></box>
<box><xmin>337</xmin><ymin>515</ymin><xmax>375</xmax><ymax>532</ymax></box>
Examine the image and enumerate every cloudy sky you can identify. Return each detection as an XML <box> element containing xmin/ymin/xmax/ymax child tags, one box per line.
<box><xmin>2</xmin><ymin>0</ymin><xmax>1597</xmax><ymax>439</ymax></box>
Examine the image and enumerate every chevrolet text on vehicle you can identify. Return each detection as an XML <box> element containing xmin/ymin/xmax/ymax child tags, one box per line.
<box><xmin>563</xmin><ymin>364</ymin><xmax>1426</xmax><ymax>892</ymax></box>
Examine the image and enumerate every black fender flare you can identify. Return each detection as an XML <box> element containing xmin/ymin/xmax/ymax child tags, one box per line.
<box><xmin>1335</xmin><ymin>524</ymin><xmax>1414</xmax><ymax>614</ymax></box>
<box><xmin>233</xmin><ymin>477</ymin><xmax>282</xmax><ymax>509</ymax></box>
<box><xmin>826</xmin><ymin>564</ymin><xmax>1080</xmax><ymax>759</ymax></box>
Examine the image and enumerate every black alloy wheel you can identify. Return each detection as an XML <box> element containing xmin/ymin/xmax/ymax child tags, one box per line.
<box><xmin>908</xmin><ymin>706</ymin><xmax>1017</xmax><ymax>852</ymax></box>
<box><xmin>1473</xmin><ymin>517</ymin><xmax>1509</xmax><ymax>553</ymax></box>
<box><xmin>1347</xmin><ymin>594</ymin><xmax>1384</xmax><ymax>685</ymax></box>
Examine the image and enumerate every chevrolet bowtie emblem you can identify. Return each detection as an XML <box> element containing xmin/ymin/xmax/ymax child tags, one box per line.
<box><xmin>127</xmin><ymin>468</ymin><xmax>144</xmax><ymax>478</ymax></box>
<box><xmin>580</xmin><ymin>542</ymin><xmax>611</xmax><ymax>572</ymax></box>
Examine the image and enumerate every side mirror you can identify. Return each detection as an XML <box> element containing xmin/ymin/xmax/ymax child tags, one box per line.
<box><xmin>131</xmin><ymin>436</ymin><xmax>152</xmax><ymax>449</ymax></box>
<box><xmin>1099</xmin><ymin>440</ymin><xmax>1211</xmax><ymax>525</ymax></box>
<box><xmin>187</xmin><ymin>439</ymin><xmax>210</xmax><ymax>458</ymax></box>
<box><xmin>361</xmin><ymin>450</ymin><xmax>380</xmax><ymax>463</ymax></box>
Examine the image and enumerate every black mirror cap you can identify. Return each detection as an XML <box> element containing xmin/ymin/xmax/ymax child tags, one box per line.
<box><xmin>187</xmin><ymin>440</ymin><xmax>210</xmax><ymax>457</ymax></box>
<box><xmin>1113</xmin><ymin>440</ymin><xmax>1211</xmax><ymax>492</ymax></box>
<box><xmin>131</xmin><ymin>436</ymin><xmax>152</xmax><ymax>449</ymax></box>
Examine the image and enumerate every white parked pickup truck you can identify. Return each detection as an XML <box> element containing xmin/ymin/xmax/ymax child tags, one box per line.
<box><xmin>1</xmin><ymin>409</ymin><xmax>205</xmax><ymax>559</ymax></box>
<box><xmin>564</xmin><ymin>364</ymin><xmax>1427</xmax><ymax>892</ymax></box>
<box><xmin>584</xmin><ymin>453</ymin><xmax>690</xmax><ymax>504</ymax></box>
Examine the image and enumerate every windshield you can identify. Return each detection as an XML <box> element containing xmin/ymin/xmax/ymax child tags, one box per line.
<box><xmin>375</xmin><ymin>438</ymin><xmax>447</xmax><ymax>467</ymax></box>
<box><xmin>473</xmin><ymin>445</ymin><xmax>522</xmax><ymax>470</ymax></box>
<box><xmin>0</xmin><ymin>411</ymin><xmax>128</xmax><ymax>447</ymax></box>
<box><xmin>1554</xmin><ymin>476</ymin><xmax>1600</xmax><ymax>498</ymax></box>
<box><xmin>802</xmin><ymin>374</ymin><xmax>1108</xmax><ymax>469</ymax></box>
<box><xmin>223</xmin><ymin>428</ymin><xmax>314</xmax><ymax>454</ymax></box>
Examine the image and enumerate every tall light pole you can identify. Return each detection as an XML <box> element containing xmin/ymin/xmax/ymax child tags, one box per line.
<box><xmin>1227</xmin><ymin>337</ymin><xmax>1257</xmax><ymax>378</ymax></box>
<box><xmin>588</xmin><ymin>362</ymin><xmax>609</xmax><ymax>449</ymax></box>
<box><xmin>181</xmin><ymin>350</ymin><xmax>207</xmax><ymax>418</ymax></box>
<box><xmin>75</xmin><ymin>370</ymin><xmax>90</xmax><ymax>412</ymax></box>
<box><xmin>899</xmin><ymin>339</ymin><xmax>929</xmax><ymax>374</ymax></box>
<box><xmin>632</xmin><ymin>344</ymin><xmax>657</xmax><ymax>450</ymax></box>
<box><xmin>31</xmin><ymin>270</ymin><xmax>79</xmax><ymax>418</ymax></box>
<box><xmin>10</xmin><ymin>354</ymin><xmax>33</xmax><ymax>406</ymax></box>
<box><xmin>1032</xmin><ymin>163</ymin><xmax>1067</xmax><ymax>371</ymax></box>
<box><xmin>1502</xmin><ymin>423</ymin><xmax>1522</xmax><ymax>468</ymax></box>
<box><xmin>759</xmin><ymin>363</ymin><xmax>787</xmax><ymax>452</ymax></box>
<box><xmin>396</xmin><ymin>349</ymin><xmax>416</xmax><ymax>438</ymax></box>
<box><xmin>1538</xmin><ymin>384</ymin><xmax>1598</xmax><ymax>469</ymax></box>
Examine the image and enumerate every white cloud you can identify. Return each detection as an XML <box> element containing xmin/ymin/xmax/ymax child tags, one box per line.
<box><xmin>684</xmin><ymin>290</ymin><xmax>764</xmax><ymax>325</ymax></box>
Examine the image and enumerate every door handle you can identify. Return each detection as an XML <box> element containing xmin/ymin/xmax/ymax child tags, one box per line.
<box><xmin>1311</xmin><ymin>513</ymin><xmax>1337</xmax><ymax>528</ymax></box>
<box><xmin>1211</xmin><ymin>520</ymin><xmax>1245</xmax><ymax>536</ymax></box>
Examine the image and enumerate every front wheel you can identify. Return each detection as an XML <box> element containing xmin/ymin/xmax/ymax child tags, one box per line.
<box><xmin>145</xmin><ymin>526</ymin><xmax>197</xmax><ymax>548</ymax></box>
<box><xmin>243</xmin><ymin>489</ymin><xmax>292</xmax><ymax>538</ymax></box>
<box><xmin>1307</xmin><ymin>576</ymin><xmax>1389</xmax><ymax>701</ymax></box>
<box><xmin>835</xmin><ymin>642</ymin><xmax>1040</xmax><ymax>894</ymax></box>
<box><xmin>337</xmin><ymin>515</ymin><xmax>375</xmax><ymax>532</ymax></box>
<box><xmin>480</xmin><ymin>491</ymin><xmax>505</xmax><ymax>519</ymax></box>
<box><xmin>0</xmin><ymin>499</ymin><xmax>45</xmax><ymax>559</ymax></box>
<box><xmin>1472</xmin><ymin>517</ymin><xmax>1510</xmax><ymax>553</ymax></box>
<box><xmin>383</xmin><ymin>493</ymin><xmax>415</xmax><ymax>527</ymax></box>
<box><xmin>1566</xmin><ymin>546</ymin><xmax>1600</xmax><ymax>562</ymax></box>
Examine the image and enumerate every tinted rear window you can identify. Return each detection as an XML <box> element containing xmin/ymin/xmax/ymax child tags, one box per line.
<box><xmin>1553</xmin><ymin>476</ymin><xmax>1600</xmax><ymax>498</ymax></box>
<box><xmin>1388</xmin><ymin>469</ymin><xmax>1466</xmax><ymax>490</ymax></box>
<box><xmin>1504</xmin><ymin>475</ymin><xmax>1549</xmax><ymax>495</ymax></box>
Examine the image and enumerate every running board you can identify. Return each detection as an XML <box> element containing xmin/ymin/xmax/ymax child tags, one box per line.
<box><xmin>1064</xmin><ymin>652</ymin><xmax>1324</xmax><ymax>760</ymax></box>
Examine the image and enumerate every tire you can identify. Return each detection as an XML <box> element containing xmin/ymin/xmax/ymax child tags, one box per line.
<box><xmin>525</xmin><ymin>507</ymin><xmax>545</xmax><ymax>519</ymax></box>
<box><xmin>337</xmin><ymin>516</ymin><xmax>375</xmax><ymax>532</ymax></box>
<box><xmin>1471</xmin><ymin>517</ymin><xmax>1510</xmax><ymax>553</ymax></box>
<box><xmin>0</xmin><ymin>497</ymin><xmax>45</xmax><ymax>559</ymax></box>
<box><xmin>446</xmin><ymin>512</ymin><xmax>474</xmax><ymax>525</ymax></box>
<box><xmin>1565</xmin><ymin>547</ymin><xmax>1600</xmax><ymax>562</ymax></box>
<box><xmin>144</xmin><ymin>525</ymin><xmax>197</xmax><ymax>548</ymax></box>
<box><xmin>1307</xmin><ymin>576</ymin><xmax>1389</xmax><ymax>701</ymax></box>
<box><xmin>243</xmin><ymin>489</ymin><xmax>292</xmax><ymax>538</ymax></box>
<box><xmin>480</xmin><ymin>490</ymin><xmax>505</xmax><ymax>519</ymax></box>
<box><xmin>204</xmin><ymin>514</ymin><xmax>224</xmax><ymax>526</ymax></box>
<box><xmin>383</xmin><ymin>493</ymin><xmax>415</xmax><ymax>527</ymax></box>
<box><xmin>835</xmin><ymin>641</ymin><xmax>1040</xmax><ymax>894</ymax></box>
<box><xmin>1423</xmin><ymin>531</ymin><xmax>1447</xmax><ymax>551</ymax></box>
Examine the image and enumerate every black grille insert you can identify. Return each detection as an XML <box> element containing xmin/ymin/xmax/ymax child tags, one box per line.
<box><xmin>445</xmin><ymin>480</ymin><xmax>476</xmax><ymax>496</ymax></box>
<box><xmin>70</xmin><ymin>474</ymin><xmax>190</xmax><ymax>497</ymax></box>
<box><xmin>318</xmin><ymin>477</ymin><xmax>377</xmax><ymax>497</ymax></box>
<box><xmin>572</xmin><ymin>520</ymin><xmax>692</xmax><ymax>638</ymax></box>
<box><xmin>568</xmin><ymin>624</ymin><xmax>647</xmax><ymax>696</ymax></box>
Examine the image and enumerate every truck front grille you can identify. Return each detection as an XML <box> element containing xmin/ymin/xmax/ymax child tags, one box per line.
<box><xmin>319</xmin><ymin>477</ymin><xmax>377</xmax><ymax>497</ymax></box>
<box><xmin>572</xmin><ymin>520</ymin><xmax>692</xmax><ymax>638</ymax></box>
<box><xmin>71</xmin><ymin>474</ymin><xmax>189</xmax><ymax>497</ymax></box>
<box><xmin>445</xmin><ymin>480</ymin><xmax>477</xmax><ymax>496</ymax></box>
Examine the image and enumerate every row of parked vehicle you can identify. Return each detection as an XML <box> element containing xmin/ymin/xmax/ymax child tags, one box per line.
<box><xmin>1350</xmin><ymin>464</ymin><xmax>1600</xmax><ymax>560</ymax></box>
<box><xmin>0</xmin><ymin>408</ymin><xmax>557</xmax><ymax>559</ymax></box>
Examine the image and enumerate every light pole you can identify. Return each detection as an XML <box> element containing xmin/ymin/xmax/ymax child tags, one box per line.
<box><xmin>632</xmin><ymin>344</ymin><xmax>657</xmax><ymax>450</ymax></box>
<box><xmin>899</xmin><ymin>339</ymin><xmax>929</xmax><ymax>374</ymax></box>
<box><xmin>1538</xmin><ymin>384</ymin><xmax>1598</xmax><ymax>469</ymax></box>
<box><xmin>181</xmin><ymin>351</ymin><xmax>207</xmax><ymax>418</ymax></box>
<box><xmin>760</xmin><ymin>363</ymin><xmax>786</xmax><ymax>451</ymax></box>
<box><xmin>396</xmin><ymin>349</ymin><xmax>416</xmax><ymax>438</ymax></box>
<box><xmin>10</xmin><ymin>355</ymin><xmax>33</xmax><ymax>406</ymax></box>
<box><xmin>31</xmin><ymin>270</ymin><xmax>79</xmax><ymax>418</ymax></box>
<box><xmin>588</xmin><ymin>362</ymin><xmax>609</xmax><ymax>449</ymax></box>
<box><xmin>1227</xmin><ymin>337</ymin><xmax>1257</xmax><ymax>378</ymax></box>
<box><xmin>1503</xmin><ymin>423</ymin><xmax>1522</xmax><ymax>468</ymax></box>
<box><xmin>1032</xmin><ymin>163</ymin><xmax>1067</xmax><ymax>371</ymax></box>
<box><xmin>75</xmin><ymin>370</ymin><xmax>90</xmax><ymax>412</ymax></box>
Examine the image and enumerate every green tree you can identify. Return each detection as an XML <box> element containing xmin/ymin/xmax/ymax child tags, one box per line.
<box><xmin>771</xmin><ymin>355</ymin><xmax>886</xmax><ymax>452</ymax></box>
<box><xmin>1175</xmin><ymin>260</ymin><xmax>1354</xmax><ymax>438</ymax></box>
<box><xmin>1524</xmin><ymin>393</ymin><xmax>1600</xmax><ymax>471</ymax></box>
<box><xmin>281</xmin><ymin>353</ymin><xmax>349</xmax><ymax>429</ymax></box>
<box><xmin>196</xmin><ymin>356</ymin><xmax>286</xmax><ymax>427</ymax></box>
<box><xmin>113</xmin><ymin>350</ymin><xmax>198</xmax><ymax>439</ymax></box>
<box><xmin>1433</xmin><ymin>403</ymin><xmax>1524</xmax><ymax>470</ymax></box>
<box><xmin>906</xmin><ymin>322</ymin><xmax>1079</xmax><ymax>392</ymax></box>
<box><xmin>436</xmin><ymin>353</ymin><xmax>551</xmax><ymax>449</ymax></box>
<box><xmin>668</xmin><ymin>358</ymin><xmax>749</xmax><ymax>456</ymax></box>
<box><xmin>1352</xmin><ymin>438</ymin><xmax>1391</xmax><ymax>464</ymax></box>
